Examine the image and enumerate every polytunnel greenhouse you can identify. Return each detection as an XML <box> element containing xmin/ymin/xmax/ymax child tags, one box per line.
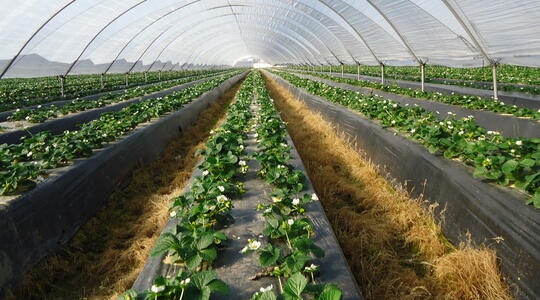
<box><xmin>1</xmin><ymin>0</ymin><xmax>540</xmax><ymax>299</ymax></box>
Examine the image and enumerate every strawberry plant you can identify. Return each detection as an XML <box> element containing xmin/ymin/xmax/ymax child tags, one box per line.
<box><xmin>0</xmin><ymin>69</ymin><xmax>236</xmax><ymax>112</ymax></box>
<box><xmin>238</xmin><ymin>71</ymin><xmax>344</xmax><ymax>299</ymax></box>
<box><xmin>5</xmin><ymin>71</ymin><xmax>232</xmax><ymax>123</ymax></box>
<box><xmin>307</xmin><ymin>64</ymin><xmax>540</xmax><ymax>95</ymax></box>
<box><xmin>302</xmin><ymin>71</ymin><xmax>540</xmax><ymax>120</ymax></box>
<box><xmin>119</xmin><ymin>269</ymin><xmax>229</xmax><ymax>300</ymax></box>
<box><xmin>0</xmin><ymin>74</ymin><xmax>240</xmax><ymax>195</ymax></box>
<box><xmin>121</xmin><ymin>72</ymin><xmax>256</xmax><ymax>299</ymax></box>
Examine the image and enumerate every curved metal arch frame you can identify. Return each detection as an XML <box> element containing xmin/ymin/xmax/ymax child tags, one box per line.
<box><xmin>184</xmin><ymin>36</ymin><xmax>291</xmax><ymax>66</ymax></box>
<box><xmin>317</xmin><ymin>0</ymin><xmax>382</xmax><ymax>64</ymax></box>
<box><xmin>143</xmin><ymin>11</ymin><xmax>324</xmax><ymax>70</ymax></box>
<box><xmin>2</xmin><ymin>0</ymin><xmax>377</xmax><ymax>76</ymax></box>
<box><xmin>0</xmin><ymin>0</ymin><xmax>501</xmax><ymax>79</ymax></box>
<box><xmin>97</xmin><ymin>1</ymin><xmax>210</xmax><ymax>74</ymax></box>
<box><xmin>194</xmin><ymin>37</ymin><xmax>291</xmax><ymax>65</ymax></box>
<box><xmin>76</xmin><ymin>1</ymin><xmax>339</xmax><ymax>74</ymax></box>
<box><xmin>0</xmin><ymin>0</ymin><xmax>76</xmax><ymax>78</ymax></box>
<box><xmin>117</xmin><ymin>13</ymin><xmax>311</xmax><ymax>72</ymax></box>
<box><xmin>64</xmin><ymin>0</ymin><xmax>147</xmax><ymax>76</ymax></box>
<box><xmin>98</xmin><ymin>0</ymin><xmax>354</xmax><ymax>72</ymax></box>
<box><xmin>172</xmin><ymin>25</ymin><xmax>306</xmax><ymax>66</ymax></box>
<box><xmin>143</xmin><ymin>14</ymin><xmax>328</xmax><ymax>68</ymax></box>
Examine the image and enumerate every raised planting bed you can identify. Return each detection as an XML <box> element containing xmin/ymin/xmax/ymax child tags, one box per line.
<box><xmin>265</xmin><ymin>70</ymin><xmax>540</xmax><ymax>300</ymax></box>
<box><xmin>321</xmin><ymin>71</ymin><xmax>540</xmax><ymax>111</ymax></box>
<box><xmin>0</xmin><ymin>69</ymin><xmax>233</xmax><ymax>113</ymax></box>
<box><xmin>273</xmin><ymin>71</ymin><xmax>540</xmax><ymax>205</ymax></box>
<box><xmin>292</xmin><ymin>72</ymin><xmax>539</xmax><ymax>139</ymax></box>
<box><xmin>125</xmin><ymin>71</ymin><xmax>362</xmax><ymax>300</ymax></box>
<box><xmin>306</xmin><ymin>64</ymin><xmax>540</xmax><ymax>97</ymax></box>
<box><xmin>0</xmin><ymin>74</ymin><xmax>226</xmax><ymax>145</ymax></box>
<box><xmin>0</xmin><ymin>71</ymin><xmax>248</xmax><ymax>298</ymax></box>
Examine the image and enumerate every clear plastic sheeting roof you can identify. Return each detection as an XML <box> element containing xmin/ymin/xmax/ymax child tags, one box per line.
<box><xmin>1</xmin><ymin>0</ymin><xmax>539</xmax><ymax>78</ymax></box>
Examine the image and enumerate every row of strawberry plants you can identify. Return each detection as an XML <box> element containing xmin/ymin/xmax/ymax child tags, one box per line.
<box><xmin>241</xmin><ymin>71</ymin><xmax>343</xmax><ymax>300</ymax></box>
<box><xmin>273</xmin><ymin>71</ymin><xmax>540</xmax><ymax>208</ymax></box>
<box><xmin>0</xmin><ymin>69</ymin><xmax>231</xmax><ymax>111</ymax></box>
<box><xmin>303</xmin><ymin>72</ymin><xmax>540</xmax><ymax>120</ymax></box>
<box><xmin>0</xmin><ymin>73</ymin><xmax>239</xmax><ymax>195</ymax></box>
<box><xmin>305</xmin><ymin>65</ymin><xmax>540</xmax><ymax>94</ymax></box>
<box><xmin>7</xmin><ymin>71</ymin><xmax>231</xmax><ymax>123</ymax></box>
<box><xmin>119</xmin><ymin>72</ymin><xmax>256</xmax><ymax>300</ymax></box>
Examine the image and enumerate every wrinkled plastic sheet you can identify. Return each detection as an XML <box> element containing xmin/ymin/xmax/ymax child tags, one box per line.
<box><xmin>266</xmin><ymin>70</ymin><xmax>540</xmax><ymax>300</ymax></box>
<box><xmin>0</xmin><ymin>71</ymin><xmax>248</xmax><ymax>298</ymax></box>
<box><xmin>0</xmin><ymin>76</ymin><xmax>221</xmax><ymax>145</ymax></box>
<box><xmin>294</xmin><ymin>72</ymin><xmax>539</xmax><ymax>139</ymax></box>
<box><xmin>132</xmin><ymin>101</ymin><xmax>363</xmax><ymax>300</ymax></box>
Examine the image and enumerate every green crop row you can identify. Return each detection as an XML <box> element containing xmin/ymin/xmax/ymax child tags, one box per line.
<box><xmin>120</xmin><ymin>71</ymin><xmax>256</xmax><ymax>300</ymax></box>
<box><xmin>0</xmin><ymin>73</ymin><xmax>239</xmax><ymax>195</ymax></box>
<box><xmin>242</xmin><ymin>71</ymin><xmax>343</xmax><ymax>299</ymax></box>
<box><xmin>302</xmin><ymin>72</ymin><xmax>540</xmax><ymax>120</ymax></box>
<box><xmin>0</xmin><ymin>69</ymin><xmax>235</xmax><ymax>112</ymax></box>
<box><xmin>7</xmin><ymin>71</ymin><xmax>229</xmax><ymax>123</ymax></box>
<box><xmin>299</xmin><ymin>64</ymin><xmax>540</xmax><ymax>95</ymax></box>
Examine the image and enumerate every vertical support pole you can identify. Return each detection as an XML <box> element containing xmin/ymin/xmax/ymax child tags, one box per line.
<box><xmin>330</xmin><ymin>64</ymin><xmax>332</xmax><ymax>76</ymax></box>
<box><xmin>320</xmin><ymin>64</ymin><xmax>323</xmax><ymax>73</ymax></box>
<box><xmin>125</xmin><ymin>72</ymin><xmax>129</xmax><ymax>87</ymax></box>
<box><xmin>100</xmin><ymin>73</ymin><xmax>104</xmax><ymax>89</ymax></box>
<box><xmin>158</xmin><ymin>70</ymin><xmax>162</xmax><ymax>81</ymax></box>
<box><xmin>357</xmin><ymin>63</ymin><xmax>360</xmax><ymax>81</ymax></box>
<box><xmin>144</xmin><ymin>71</ymin><xmax>147</xmax><ymax>83</ymax></box>
<box><xmin>492</xmin><ymin>63</ymin><xmax>498</xmax><ymax>100</ymax></box>
<box><xmin>381</xmin><ymin>63</ymin><xmax>385</xmax><ymax>85</ymax></box>
<box><xmin>59</xmin><ymin>75</ymin><xmax>66</xmax><ymax>97</ymax></box>
<box><xmin>341</xmin><ymin>64</ymin><xmax>344</xmax><ymax>78</ymax></box>
<box><xmin>47</xmin><ymin>76</ymin><xmax>51</xmax><ymax>97</ymax></box>
<box><xmin>169</xmin><ymin>70</ymin><xmax>172</xmax><ymax>78</ymax></box>
<box><xmin>420</xmin><ymin>63</ymin><xmax>425</xmax><ymax>92</ymax></box>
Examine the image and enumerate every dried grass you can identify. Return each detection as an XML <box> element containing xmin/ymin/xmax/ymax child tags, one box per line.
<box><xmin>262</xmin><ymin>73</ymin><xmax>512</xmax><ymax>300</ymax></box>
<box><xmin>434</xmin><ymin>244</ymin><xmax>513</xmax><ymax>300</ymax></box>
<box><xmin>12</xmin><ymin>81</ymin><xmax>244</xmax><ymax>300</ymax></box>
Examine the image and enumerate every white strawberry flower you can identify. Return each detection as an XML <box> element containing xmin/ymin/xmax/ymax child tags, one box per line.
<box><xmin>151</xmin><ymin>284</ymin><xmax>165</xmax><ymax>293</ymax></box>
<box><xmin>260</xmin><ymin>284</ymin><xmax>273</xmax><ymax>292</ymax></box>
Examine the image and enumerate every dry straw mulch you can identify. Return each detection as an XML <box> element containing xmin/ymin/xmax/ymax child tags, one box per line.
<box><xmin>12</xmin><ymin>81</ymin><xmax>244</xmax><ymax>300</ymax></box>
<box><xmin>262</xmin><ymin>72</ymin><xmax>512</xmax><ymax>300</ymax></box>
